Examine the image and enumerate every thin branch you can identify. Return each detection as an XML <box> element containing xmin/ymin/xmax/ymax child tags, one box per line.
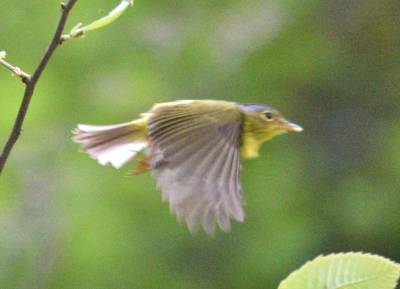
<box><xmin>0</xmin><ymin>0</ymin><xmax>78</xmax><ymax>174</ymax></box>
<box><xmin>0</xmin><ymin>0</ymin><xmax>134</xmax><ymax>175</ymax></box>
<box><xmin>0</xmin><ymin>52</ymin><xmax>31</xmax><ymax>84</ymax></box>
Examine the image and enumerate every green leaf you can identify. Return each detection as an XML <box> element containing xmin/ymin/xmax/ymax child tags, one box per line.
<box><xmin>61</xmin><ymin>0</ymin><xmax>134</xmax><ymax>42</ymax></box>
<box><xmin>79</xmin><ymin>0</ymin><xmax>134</xmax><ymax>33</ymax></box>
<box><xmin>278</xmin><ymin>252</ymin><xmax>400</xmax><ymax>289</ymax></box>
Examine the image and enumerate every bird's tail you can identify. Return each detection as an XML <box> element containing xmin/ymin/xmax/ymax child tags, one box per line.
<box><xmin>72</xmin><ymin>119</ymin><xmax>148</xmax><ymax>169</ymax></box>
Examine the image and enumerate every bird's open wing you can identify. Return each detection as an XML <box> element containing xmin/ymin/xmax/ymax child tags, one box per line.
<box><xmin>148</xmin><ymin>100</ymin><xmax>244</xmax><ymax>234</ymax></box>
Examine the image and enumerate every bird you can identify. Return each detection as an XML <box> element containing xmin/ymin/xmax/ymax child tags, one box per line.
<box><xmin>73</xmin><ymin>99</ymin><xmax>302</xmax><ymax>234</ymax></box>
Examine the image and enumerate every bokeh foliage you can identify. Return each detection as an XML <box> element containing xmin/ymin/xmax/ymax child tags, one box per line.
<box><xmin>0</xmin><ymin>0</ymin><xmax>399</xmax><ymax>288</ymax></box>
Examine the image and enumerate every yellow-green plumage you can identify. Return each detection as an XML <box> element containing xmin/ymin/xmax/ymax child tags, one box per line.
<box><xmin>240</xmin><ymin>107</ymin><xmax>293</xmax><ymax>158</ymax></box>
<box><xmin>73</xmin><ymin>99</ymin><xmax>302</xmax><ymax>234</ymax></box>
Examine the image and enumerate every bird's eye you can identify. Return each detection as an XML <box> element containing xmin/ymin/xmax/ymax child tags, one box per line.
<box><xmin>264</xmin><ymin>111</ymin><xmax>273</xmax><ymax>120</ymax></box>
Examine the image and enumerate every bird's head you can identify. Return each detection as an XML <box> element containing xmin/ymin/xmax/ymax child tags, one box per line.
<box><xmin>239</xmin><ymin>103</ymin><xmax>303</xmax><ymax>142</ymax></box>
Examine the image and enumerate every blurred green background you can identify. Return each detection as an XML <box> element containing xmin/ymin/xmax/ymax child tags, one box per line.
<box><xmin>1</xmin><ymin>0</ymin><xmax>399</xmax><ymax>288</ymax></box>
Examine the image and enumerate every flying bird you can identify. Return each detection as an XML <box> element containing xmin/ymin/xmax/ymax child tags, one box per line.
<box><xmin>73</xmin><ymin>100</ymin><xmax>302</xmax><ymax>234</ymax></box>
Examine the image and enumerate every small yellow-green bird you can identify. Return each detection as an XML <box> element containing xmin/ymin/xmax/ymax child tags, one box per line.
<box><xmin>73</xmin><ymin>100</ymin><xmax>302</xmax><ymax>234</ymax></box>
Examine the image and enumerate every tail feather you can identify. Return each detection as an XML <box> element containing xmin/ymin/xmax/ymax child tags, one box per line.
<box><xmin>73</xmin><ymin>121</ymin><xmax>147</xmax><ymax>168</ymax></box>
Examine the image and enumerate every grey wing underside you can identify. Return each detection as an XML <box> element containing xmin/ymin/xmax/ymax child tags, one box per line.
<box><xmin>148</xmin><ymin>102</ymin><xmax>244</xmax><ymax>234</ymax></box>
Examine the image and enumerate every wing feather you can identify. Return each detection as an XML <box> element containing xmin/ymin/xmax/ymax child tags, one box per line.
<box><xmin>148</xmin><ymin>100</ymin><xmax>245</xmax><ymax>234</ymax></box>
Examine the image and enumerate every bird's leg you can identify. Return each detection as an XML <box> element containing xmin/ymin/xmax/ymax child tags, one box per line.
<box><xmin>130</xmin><ymin>155</ymin><xmax>151</xmax><ymax>175</ymax></box>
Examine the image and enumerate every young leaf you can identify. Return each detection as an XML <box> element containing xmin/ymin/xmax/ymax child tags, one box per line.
<box><xmin>61</xmin><ymin>0</ymin><xmax>134</xmax><ymax>42</ymax></box>
<box><xmin>278</xmin><ymin>252</ymin><xmax>400</xmax><ymax>289</ymax></box>
<box><xmin>78</xmin><ymin>0</ymin><xmax>134</xmax><ymax>33</ymax></box>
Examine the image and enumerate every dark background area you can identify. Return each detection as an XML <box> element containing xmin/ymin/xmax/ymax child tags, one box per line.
<box><xmin>1</xmin><ymin>0</ymin><xmax>399</xmax><ymax>288</ymax></box>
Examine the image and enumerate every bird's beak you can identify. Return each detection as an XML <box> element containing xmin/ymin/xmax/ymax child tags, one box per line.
<box><xmin>279</xmin><ymin>120</ymin><xmax>303</xmax><ymax>132</ymax></box>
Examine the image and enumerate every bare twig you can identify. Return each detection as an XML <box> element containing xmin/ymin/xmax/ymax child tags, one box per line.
<box><xmin>0</xmin><ymin>0</ymin><xmax>134</xmax><ymax>175</ymax></box>
<box><xmin>0</xmin><ymin>52</ymin><xmax>31</xmax><ymax>84</ymax></box>
<box><xmin>0</xmin><ymin>0</ymin><xmax>78</xmax><ymax>174</ymax></box>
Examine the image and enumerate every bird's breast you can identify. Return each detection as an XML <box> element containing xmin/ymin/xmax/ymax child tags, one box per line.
<box><xmin>240</xmin><ymin>134</ymin><xmax>261</xmax><ymax>158</ymax></box>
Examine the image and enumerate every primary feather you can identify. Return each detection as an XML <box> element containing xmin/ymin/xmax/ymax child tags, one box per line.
<box><xmin>147</xmin><ymin>101</ymin><xmax>244</xmax><ymax>234</ymax></box>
